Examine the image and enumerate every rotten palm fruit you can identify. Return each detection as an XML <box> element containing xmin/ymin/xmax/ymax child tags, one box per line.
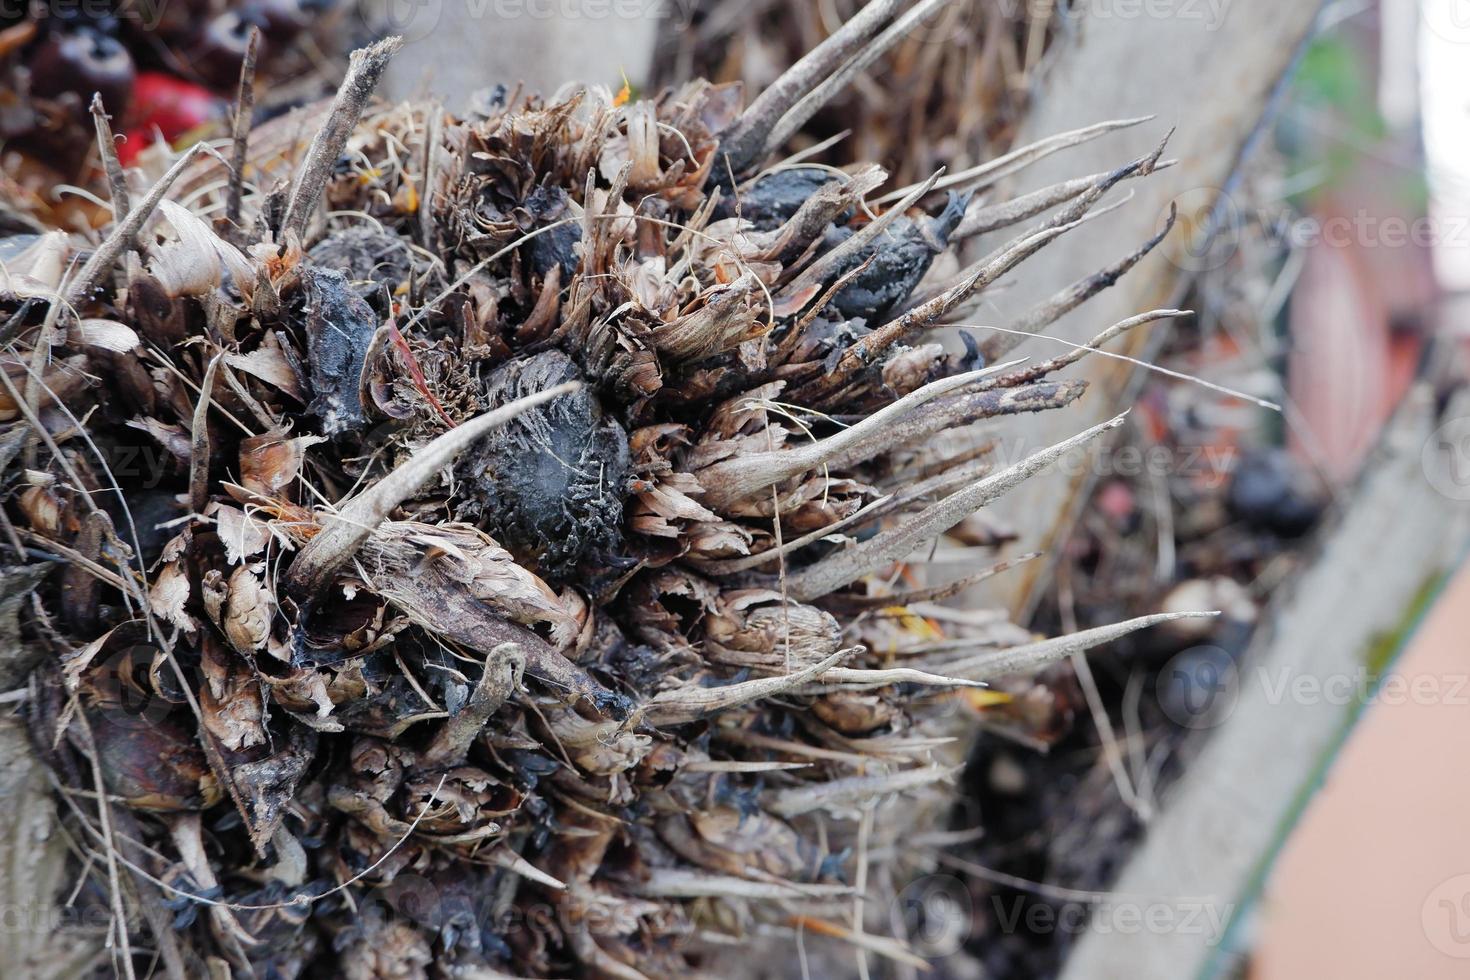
<box><xmin>5</xmin><ymin>10</ymin><xmax>1208</xmax><ymax>979</ymax></box>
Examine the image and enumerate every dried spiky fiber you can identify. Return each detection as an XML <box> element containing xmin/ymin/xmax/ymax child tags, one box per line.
<box><xmin>4</xmin><ymin>11</ymin><xmax>1202</xmax><ymax>979</ymax></box>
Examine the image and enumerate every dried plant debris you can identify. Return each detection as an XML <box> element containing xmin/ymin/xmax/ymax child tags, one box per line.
<box><xmin>658</xmin><ymin>0</ymin><xmax>1060</xmax><ymax>188</ymax></box>
<box><xmin>1</xmin><ymin>9</ymin><xmax>1199</xmax><ymax>979</ymax></box>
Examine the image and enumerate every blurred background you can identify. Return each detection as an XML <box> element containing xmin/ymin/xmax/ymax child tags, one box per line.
<box><xmin>4</xmin><ymin>0</ymin><xmax>1470</xmax><ymax>977</ymax></box>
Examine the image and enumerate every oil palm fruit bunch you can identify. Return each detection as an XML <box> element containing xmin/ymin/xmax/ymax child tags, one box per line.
<box><xmin>5</xmin><ymin>3</ymin><xmax>1208</xmax><ymax>977</ymax></box>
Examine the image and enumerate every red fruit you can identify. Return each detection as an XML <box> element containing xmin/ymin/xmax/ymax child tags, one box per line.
<box><xmin>118</xmin><ymin>72</ymin><xmax>225</xmax><ymax>165</ymax></box>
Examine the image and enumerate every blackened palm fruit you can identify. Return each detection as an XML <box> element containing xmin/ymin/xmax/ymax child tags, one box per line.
<box><xmin>456</xmin><ymin>351</ymin><xmax>630</xmax><ymax>582</ymax></box>
<box><xmin>521</xmin><ymin>185</ymin><xmax>582</xmax><ymax>279</ymax></box>
<box><xmin>727</xmin><ymin>166</ymin><xmax>843</xmax><ymax>231</ymax></box>
<box><xmin>307</xmin><ymin>225</ymin><xmax>416</xmax><ymax>310</ymax></box>
<box><xmin>29</xmin><ymin>25</ymin><xmax>136</xmax><ymax>116</ymax></box>
<box><xmin>301</xmin><ymin>267</ymin><xmax>377</xmax><ymax>437</ymax></box>
<box><xmin>190</xmin><ymin>10</ymin><xmax>267</xmax><ymax>90</ymax></box>
<box><xmin>827</xmin><ymin>189</ymin><xmax>972</xmax><ymax>321</ymax></box>
<box><xmin>1227</xmin><ymin>448</ymin><xmax>1323</xmax><ymax>537</ymax></box>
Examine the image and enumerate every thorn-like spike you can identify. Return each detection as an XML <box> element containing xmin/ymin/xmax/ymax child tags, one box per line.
<box><xmin>718</xmin><ymin>0</ymin><xmax>905</xmax><ymax>174</ymax></box>
<box><xmin>644</xmin><ymin>647</ymin><xmax>857</xmax><ymax>726</ymax></box>
<box><xmin>810</xmin><ymin>666</ymin><xmax>988</xmax><ymax>690</ymax></box>
<box><xmin>89</xmin><ymin>93</ymin><xmax>130</xmax><ymax>228</ymax></box>
<box><xmin>631</xmin><ymin>870</ymin><xmax>855</xmax><ymax>900</ymax></box>
<box><xmin>823</xmin><ymin>553</ymin><xmax>1044</xmax><ymax>611</ymax></box>
<box><xmin>489</xmin><ymin>850</ymin><xmax>568</xmax><ymax>890</ymax></box>
<box><xmin>993</xmin><ymin>308</ymin><xmax>1190</xmax><ymax>384</ymax></box>
<box><xmin>815</xmin><ymin>373</ymin><xmax>1092</xmax><ymax>476</ymax></box>
<box><xmin>874</xmin><ymin>115</ymin><xmax>1158</xmax><ymax>206</ymax></box>
<box><xmin>225</xmin><ymin>25</ymin><xmax>262</xmax><ymax>233</ymax></box>
<box><xmin>783</xmin><ymin>413</ymin><xmax>1129</xmax><ymax>601</ymax></box>
<box><xmin>766</xmin><ymin>765</ymin><xmax>961</xmax><ymax>818</ymax></box>
<box><xmin>688</xmin><ymin>492</ymin><xmax>896</xmax><ymax>576</ymax></box>
<box><xmin>981</xmin><ymin>206</ymin><xmax>1179</xmax><ymax>360</ymax></box>
<box><xmin>1035</xmin><ymin>133</ymin><xmax>1173</xmax><ymax>238</ymax></box>
<box><xmin>694</xmin><ymin>361</ymin><xmax>1015</xmax><ymax>511</ymax></box>
<box><xmin>938</xmin><ymin>612</ymin><xmax>1221</xmax><ymax>681</ymax></box>
<box><xmin>188</xmin><ymin>355</ymin><xmax>221</xmax><ymax>515</ymax></box>
<box><xmin>953</xmin><ymin>159</ymin><xmax>1179</xmax><ymax>241</ymax></box>
<box><xmin>762</xmin><ymin>0</ymin><xmax>955</xmax><ymax>159</ymax></box>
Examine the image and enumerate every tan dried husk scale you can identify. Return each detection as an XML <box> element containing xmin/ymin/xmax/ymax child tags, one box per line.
<box><xmin>1</xmin><ymin>15</ymin><xmax>1210</xmax><ymax>980</ymax></box>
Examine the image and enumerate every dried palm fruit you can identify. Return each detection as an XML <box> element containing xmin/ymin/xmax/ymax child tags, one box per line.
<box><xmin>4</xmin><ymin>8</ymin><xmax>1213</xmax><ymax>978</ymax></box>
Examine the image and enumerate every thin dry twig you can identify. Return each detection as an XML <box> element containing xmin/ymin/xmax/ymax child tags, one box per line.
<box><xmin>719</xmin><ymin>0</ymin><xmax>905</xmax><ymax>172</ymax></box>
<box><xmin>89</xmin><ymin>95</ymin><xmax>130</xmax><ymax>230</ymax></box>
<box><xmin>225</xmin><ymin>26</ymin><xmax>262</xmax><ymax>232</ymax></box>
<box><xmin>281</xmin><ymin>36</ymin><xmax>402</xmax><ymax>241</ymax></box>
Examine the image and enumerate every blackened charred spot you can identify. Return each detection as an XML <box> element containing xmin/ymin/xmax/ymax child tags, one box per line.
<box><xmin>520</xmin><ymin>185</ymin><xmax>583</xmax><ymax>280</ymax></box>
<box><xmin>727</xmin><ymin>166</ymin><xmax>843</xmax><ymax>231</ymax></box>
<box><xmin>456</xmin><ymin>350</ymin><xmax>631</xmax><ymax>584</ymax></box>
<box><xmin>307</xmin><ymin>226</ymin><xmax>416</xmax><ymax>311</ymax></box>
<box><xmin>301</xmin><ymin>267</ymin><xmax>377</xmax><ymax>438</ymax></box>
<box><xmin>827</xmin><ymin>190</ymin><xmax>972</xmax><ymax>321</ymax></box>
<box><xmin>603</xmin><ymin>642</ymin><xmax>670</xmax><ymax>699</ymax></box>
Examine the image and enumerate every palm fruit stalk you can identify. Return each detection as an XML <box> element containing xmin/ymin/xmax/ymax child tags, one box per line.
<box><xmin>3</xmin><ymin>6</ymin><xmax>1210</xmax><ymax>978</ymax></box>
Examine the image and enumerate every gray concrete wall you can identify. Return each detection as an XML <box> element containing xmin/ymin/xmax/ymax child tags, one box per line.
<box><xmin>359</xmin><ymin>0</ymin><xmax>666</xmax><ymax>105</ymax></box>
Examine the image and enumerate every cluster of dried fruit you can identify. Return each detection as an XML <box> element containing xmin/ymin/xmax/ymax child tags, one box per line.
<box><xmin>0</xmin><ymin>0</ymin><xmax>336</xmax><ymax>228</ymax></box>
<box><xmin>4</xmin><ymin>8</ymin><xmax>1206</xmax><ymax>978</ymax></box>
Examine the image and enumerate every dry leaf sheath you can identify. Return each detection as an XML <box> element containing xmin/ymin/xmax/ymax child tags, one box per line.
<box><xmin>3</xmin><ymin>10</ymin><xmax>1205</xmax><ymax>978</ymax></box>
